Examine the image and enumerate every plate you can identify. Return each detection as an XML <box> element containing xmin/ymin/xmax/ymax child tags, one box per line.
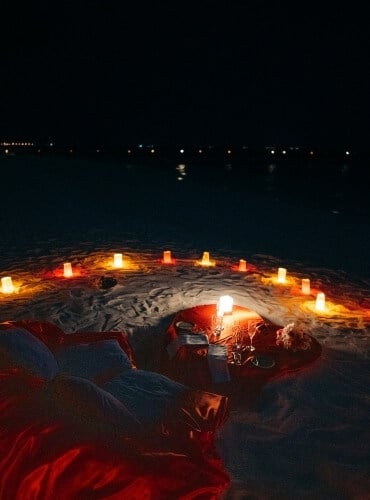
<box><xmin>175</xmin><ymin>321</ymin><xmax>194</xmax><ymax>331</ymax></box>
<box><xmin>251</xmin><ymin>356</ymin><xmax>275</xmax><ymax>369</ymax></box>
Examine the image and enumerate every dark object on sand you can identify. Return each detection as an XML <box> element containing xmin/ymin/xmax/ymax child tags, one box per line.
<box><xmin>98</xmin><ymin>276</ymin><xmax>117</xmax><ymax>289</ymax></box>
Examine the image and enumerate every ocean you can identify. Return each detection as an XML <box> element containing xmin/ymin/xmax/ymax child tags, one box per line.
<box><xmin>1</xmin><ymin>154</ymin><xmax>369</xmax><ymax>280</ymax></box>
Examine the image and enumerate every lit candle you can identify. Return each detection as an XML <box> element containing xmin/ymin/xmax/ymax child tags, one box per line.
<box><xmin>63</xmin><ymin>262</ymin><xmax>73</xmax><ymax>278</ymax></box>
<box><xmin>201</xmin><ymin>251</ymin><xmax>210</xmax><ymax>266</ymax></box>
<box><xmin>315</xmin><ymin>292</ymin><xmax>326</xmax><ymax>312</ymax></box>
<box><xmin>113</xmin><ymin>253</ymin><xmax>123</xmax><ymax>268</ymax></box>
<box><xmin>277</xmin><ymin>267</ymin><xmax>287</xmax><ymax>283</ymax></box>
<box><xmin>1</xmin><ymin>276</ymin><xmax>14</xmax><ymax>293</ymax></box>
<box><xmin>218</xmin><ymin>295</ymin><xmax>233</xmax><ymax>316</ymax></box>
<box><xmin>301</xmin><ymin>278</ymin><xmax>311</xmax><ymax>295</ymax></box>
<box><xmin>163</xmin><ymin>250</ymin><xmax>172</xmax><ymax>264</ymax></box>
<box><xmin>238</xmin><ymin>259</ymin><xmax>247</xmax><ymax>272</ymax></box>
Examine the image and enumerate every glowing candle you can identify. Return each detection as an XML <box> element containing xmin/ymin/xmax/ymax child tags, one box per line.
<box><xmin>63</xmin><ymin>262</ymin><xmax>73</xmax><ymax>278</ymax></box>
<box><xmin>201</xmin><ymin>251</ymin><xmax>210</xmax><ymax>266</ymax></box>
<box><xmin>218</xmin><ymin>295</ymin><xmax>233</xmax><ymax>316</ymax></box>
<box><xmin>113</xmin><ymin>253</ymin><xmax>123</xmax><ymax>268</ymax></box>
<box><xmin>163</xmin><ymin>250</ymin><xmax>172</xmax><ymax>264</ymax></box>
<box><xmin>277</xmin><ymin>267</ymin><xmax>287</xmax><ymax>283</ymax></box>
<box><xmin>315</xmin><ymin>292</ymin><xmax>326</xmax><ymax>312</ymax></box>
<box><xmin>1</xmin><ymin>276</ymin><xmax>14</xmax><ymax>293</ymax></box>
<box><xmin>301</xmin><ymin>278</ymin><xmax>311</xmax><ymax>295</ymax></box>
<box><xmin>239</xmin><ymin>259</ymin><xmax>247</xmax><ymax>272</ymax></box>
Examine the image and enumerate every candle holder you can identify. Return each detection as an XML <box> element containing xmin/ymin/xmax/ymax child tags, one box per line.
<box><xmin>163</xmin><ymin>250</ymin><xmax>172</xmax><ymax>264</ymax></box>
<box><xmin>277</xmin><ymin>267</ymin><xmax>287</xmax><ymax>283</ymax></box>
<box><xmin>1</xmin><ymin>276</ymin><xmax>15</xmax><ymax>294</ymax></box>
<box><xmin>315</xmin><ymin>292</ymin><xmax>326</xmax><ymax>312</ymax></box>
<box><xmin>63</xmin><ymin>262</ymin><xmax>73</xmax><ymax>278</ymax></box>
<box><xmin>301</xmin><ymin>278</ymin><xmax>311</xmax><ymax>295</ymax></box>
<box><xmin>238</xmin><ymin>259</ymin><xmax>247</xmax><ymax>272</ymax></box>
<box><xmin>113</xmin><ymin>253</ymin><xmax>123</xmax><ymax>268</ymax></box>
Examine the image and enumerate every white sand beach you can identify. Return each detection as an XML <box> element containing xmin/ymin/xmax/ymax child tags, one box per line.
<box><xmin>1</xmin><ymin>155</ymin><xmax>369</xmax><ymax>499</ymax></box>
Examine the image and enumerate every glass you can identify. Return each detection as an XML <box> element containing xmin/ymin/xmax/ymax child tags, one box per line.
<box><xmin>231</xmin><ymin>321</ymin><xmax>243</xmax><ymax>365</ymax></box>
<box><xmin>245</xmin><ymin>319</ymin><xmax>260</xmax><ymax>352</ymax></box>
<box><xmin>211</xmin><ymin>313</ymin><xmax>224</xmax><ymax>336</ymax></box>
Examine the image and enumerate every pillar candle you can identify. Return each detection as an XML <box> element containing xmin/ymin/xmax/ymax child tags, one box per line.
<box><xmin>277</xmin><ymin>267</ymin><xmax>287</xmax><ymax>283</ymax></box>
<box><xmin>201</xmin><ymin>251</ymin><xmax>210</xmax><ymax>266</ymax></box>
<box><xmin>163</xmin><ymin>250</ymin><xmax>172</xmax><ymax>264</ymax></box>
<box><xmin>1</xmin><ymin>276</ymin><xmax>14</xmax><ymax>293</ymax></box>
<box><xmin>315</xmin><ymin>292</ymin><xmax>326</xmax><ymax>312</ymax></box>
<box><xmin>113</xmin><ymin>253</ymin><xmax>123</xmax><ymax>268</ymax></box>
<box><xmin>63</xmin><ymin>262</ymin><xmax>73</xmax><ymax>277</ymax></box>
<box><xmin>301</xmin><ymin>278</ymin><xmax>311</xmax><ymax>295</ymax></box>
<box><xmin>239</xmin><ymin>259</ymin><xmax>247</xmax><ymax>272</ymax></box>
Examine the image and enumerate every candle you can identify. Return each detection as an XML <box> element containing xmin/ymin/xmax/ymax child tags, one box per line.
<box><xmin>277</xmin><ymin>267</ymin><xmax>287</xmax><ymax>283</ymax></box>
<box><xmin>301</xmin><ymin>278</ymin><xmax>311</xmax><ymax>295</ymax></box>
<box><xmin>238</xmin><ymin>259</ymin><xmax>247</xmax><ymax>272</ymax></box>
<box><xmin>113</xmin><ymin>253</ymin><xmax>123</xmax><ymax>268</ymax></box>
<box><xmin>315</xmin><ymin>292</ymin><xmax>326</xmax><ymax>312</ymax></box>
<box><xmin>1</xmin><ymin>276</ymin><xmax>14</xmax><ymax>293</ymax></box>
<box><xmin>201</xmin><ymin>251</ymin><xmax>210</xmax><ymax>266</ymax></box>
<box><xmin>63</xmin><ymin>262</ymin><xmax>73</xmax><ymax>278</ymax></box>
<box><xmin>218</xmin><ymin>295</ymin><xmax>233</xmax><ymax>316</ymax></box>
<box><xmin>163</xmin><ymin>250</ymin><xmax>172</xmax><ymax>264</ymax></box>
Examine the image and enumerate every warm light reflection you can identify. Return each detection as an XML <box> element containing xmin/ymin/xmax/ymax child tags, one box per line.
<box><xmin>238</xmin><ymin>259</ymin><xmax>247</xmax><ymax>272</ymax></box>
<box><xmin>113</xmin><ymin>253</ymin><xmax>123</xmax><ymax>268</ymax></box>
<box><xmin>1</xmin><ymin>276</ymin><xmax>15</xmax><ymax>294</ymax></box>
<box><xmin>63</xmin><ymin>262</ymin><xmax>73</xmax><ymax>278</ymax></box>
<box><xmin>301</xmin><ymin>278</ymin><xmax>311</xmax><ymax>295</ymax></box>
<box><xmin>277</xmin><ymin>267</ymin><xmax>287</xmax><ymax>283</ymax></box>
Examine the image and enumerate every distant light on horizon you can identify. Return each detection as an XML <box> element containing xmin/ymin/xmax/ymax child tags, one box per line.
<box><xmin>180</xmin><ymin>149</ymin><xmax>184</xmax><ymax>154</ymax></box>
<box><xmin>345</xmin><ymin>150</ymin><xmax>350</xmax><ymax>155</ymax></box>
<box><xmin>271</xmin><ymin>149</ymin><xmax>275</xmax><ymax>154</ymax></box>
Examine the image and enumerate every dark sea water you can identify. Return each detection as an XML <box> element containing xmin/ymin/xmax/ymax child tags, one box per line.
<box><xmin>1</xmin><ymin>154</ymin><xmax>369</xmax><ymax>280</ymax></box>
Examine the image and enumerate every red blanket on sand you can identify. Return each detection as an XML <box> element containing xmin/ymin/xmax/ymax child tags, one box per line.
<box><xmin>0</xmin><ymin>320</ymin><xmax>230</xmax><ymax>499</ymax></box>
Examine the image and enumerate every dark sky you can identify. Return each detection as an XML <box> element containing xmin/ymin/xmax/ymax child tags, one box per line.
<box><xmin>1</xmin><ymin>1</ymin><xmax>369</xmax><ymax>148</ymax></box>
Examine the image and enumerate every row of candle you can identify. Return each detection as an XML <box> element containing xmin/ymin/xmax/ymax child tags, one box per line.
<box><xmin>0</xmin><ymin>251</ymin><xmax>326</xmax><ymax>312</ymax></box>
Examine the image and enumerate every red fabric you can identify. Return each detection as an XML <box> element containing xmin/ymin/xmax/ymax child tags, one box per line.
<box><xmin>161</xmin><ymin>304</ymin><xmax>322</xmax><ymax>406</ymax></box>
<box><xmin>0</xmin><ymin>321</ymin><xmax>231</xmax><ymax>499</ymax></box>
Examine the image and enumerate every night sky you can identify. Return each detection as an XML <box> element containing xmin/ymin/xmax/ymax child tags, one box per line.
<box><xmin>1</xmin><ymin>2</ymin><xmax>369</xmax><ymax>149</ymax></box>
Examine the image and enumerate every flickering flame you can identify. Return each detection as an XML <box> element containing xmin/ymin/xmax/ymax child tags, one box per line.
<box><xmin>238</xmin><ymin>259</ymin><xmax>247</xmax><ymax>272</ymax></box>
<box><xmin>277</xmin><ymin>267</ymin><xmax>287</xmax><ymax>283</ymax></box>
<box><xmin>218</xmin><ymin>295</ymin><xmax>233</xmax><ymax>316</ymax></box>
<box><xmin>301</xmin><ymin>278</ymin><xmax>311</xmax><ymax>295</ymax></box>
<box><xmin>315</xmin><ymin>292</ymin><xmax>326</xmax><ymax>312</ymax></box>
<box><xmin>1</xmin><ymin>276</ymin><xmax>14</xmax><ymax>294</ymax></box>
<box><xmin>63</xmin><ymin>262</ymin><xmax>73</xmax><ymax>278</ymax></box>
<box><xmin>163</xmin><ymin>250</ymin><xmax>172</xmax><ymax>264</ymax></box>
<box><xmin>113</xmin><ymin>253</ymin><xmax>123</xmax><ymax>268</ymax></box>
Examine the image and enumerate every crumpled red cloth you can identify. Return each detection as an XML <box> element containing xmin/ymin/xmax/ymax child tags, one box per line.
<box><xmin>0</xmin><ymin>320</ymin><xmax>230</xmax><ymax>499</ymax></box>
<box><xmin>161</xmin><ymin>304</ymin><xmax>322</xmax><ymax>407</ymax></box>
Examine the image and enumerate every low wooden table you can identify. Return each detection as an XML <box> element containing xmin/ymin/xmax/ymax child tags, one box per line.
<box><xmin>161</xmin><ymin>304</ymin><xmax>322</xmax><ymax>407</ymax></box>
